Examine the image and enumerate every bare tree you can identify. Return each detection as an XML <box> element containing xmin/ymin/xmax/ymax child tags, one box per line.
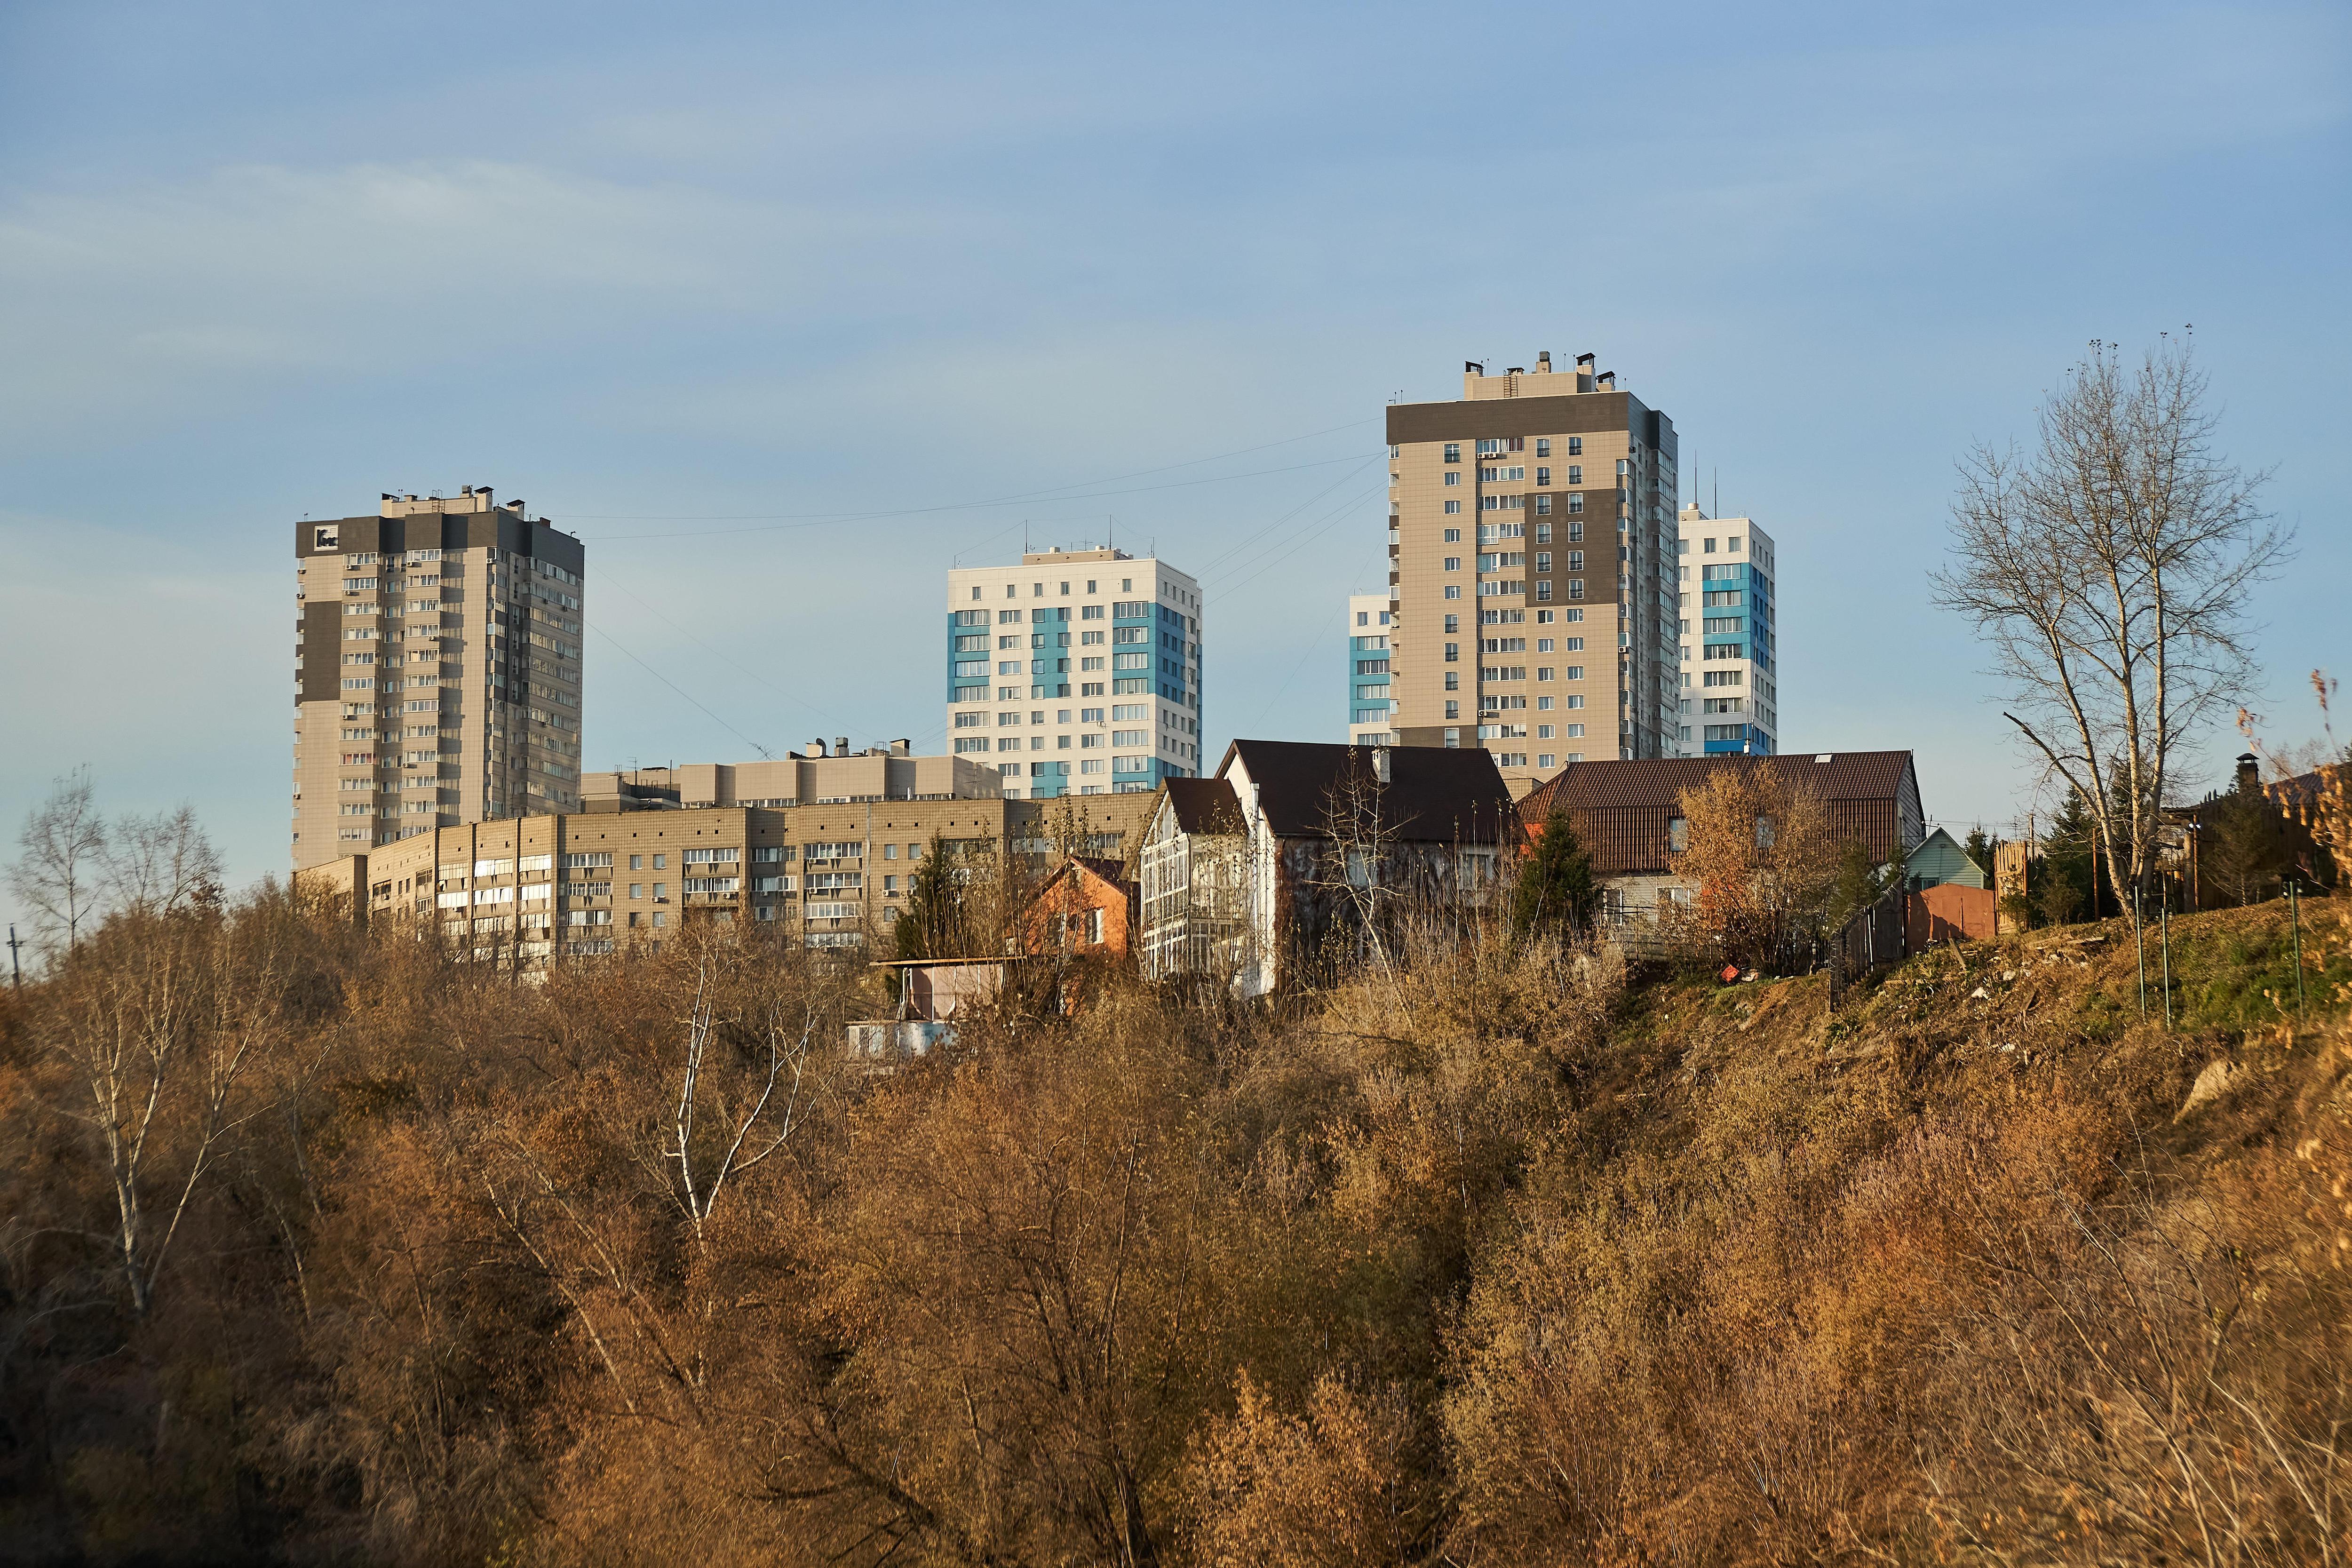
<box><xmin>46</xmin><ymin>910</ymin><xmax>286</xmax><ymax>1318</ymax></box>
<box><xmin>1312</xmin><ymin>751</ymin><xmax>1403</xmax><ymax>992</ymax></box>
<box><xmin>104</xmin><ymin>804</ymin><xmax>223</xmax><ymax>918</ymax></box>
<box><xmin>8</xmin><ymin>766</ymin><xmax>108</xmax><ymax>957</ymax></box>
<box><xmin>1933</xmin><ymin>337</ymin><xmax>2288</xmax><ymax>909</ymax></box>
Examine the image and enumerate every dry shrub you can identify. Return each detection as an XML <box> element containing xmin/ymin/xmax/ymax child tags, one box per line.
<box><xmin>1183</xmin><ymin>1370</ymin><xmax>1425</xmax><ymax>1568</ymax></box>
<box><xmin>1661</xmin><ymin>767</ymin><xmax>1840</xmax><ymax>971</ymax></box>
<box><xmin>7</xmin><ymin>839</ymin><xmax>2352</xmax><ymax>1568</ymax></box>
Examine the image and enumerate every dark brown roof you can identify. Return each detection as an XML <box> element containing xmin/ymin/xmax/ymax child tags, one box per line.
<box><xmin>1519</xmin><ymin>752</ymin><xmax>1918</xmax><ymax>819</ymax></box>
<box><xmin>1161</xmin><ymin>777</ymin><xmax>1245</xmax><ymax>835</ymax></box>
<box><xmin>1221</xmin><ymin>740</ymin><xmax>1517</xmax><ymax>844</ymax></box>
<box><xmin>1067</xmin><ymin>855</ymin><xmax>1132</xmax><ymax>889</ymax></box>
<box><xmin>1517</xmin><ymin>752</ymin><xmax>1923</xmax><ymax>877</ymax></box>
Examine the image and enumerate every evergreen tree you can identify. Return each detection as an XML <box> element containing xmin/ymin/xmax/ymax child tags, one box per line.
<box><xmin>1824</xmin><ymin>837</ymin><xmax>1884</xmax><ymax>927</ymax></box>
<box><xmin>1962</xmin><ymin>825</ymin><xmax>1998</xmax><ymax>881</ymax></box>
<box><xmin>1511</xmin><ymin>807</ymin><xmax>1598</xmax><ymax>940</ymax></box>
<box><xmin>2039</xmin><ymin>788</ymin><xmax>2099</xmax><ymax>924</ymax></box>
<box><xmin>895</xmin><ymin>831</ymin><xmax>960</xmax><ymax>963</ymax></box>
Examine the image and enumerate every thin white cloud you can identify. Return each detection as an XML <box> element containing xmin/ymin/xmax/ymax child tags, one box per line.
<box><xmin>0</xmin><ymin>159</ymin><xmax>945</xmax><ymax>444</ymax></box>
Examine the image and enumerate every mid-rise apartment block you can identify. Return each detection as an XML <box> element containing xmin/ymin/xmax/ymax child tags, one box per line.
<box><xmin>1346</xmin><ymin>593</ymin><xmax>1395</xmax><ymax>745</ymax></box>
<box><xmin>299</xmin><ymin>784</ymin><xmax>1165</xmax><ymax>967</ymax></box>
<box><xmin>945</xmin><ymin>547</ymin><xmax>1204</xmax><ymax>799</ymax></box>
<box><xmin>1674</xmin><ymin>507</ymin><xmax>1780</xmax><ymax>756</ymax></box>
<box><xmin>292</xmin><ymin>487</ymin><xmax>584</xmax><ymax>871</ymax></box>
<box><xmin>1383</xmin><ymin>354</ymin><xmax>1681</xmax><ymax>789</ymax></box>
<box><xmin>580</xmin><ymin>739</ymin><xmax>1003</xmax><ymax>812</ymax></box>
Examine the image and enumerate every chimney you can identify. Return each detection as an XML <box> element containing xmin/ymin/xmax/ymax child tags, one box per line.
<box><xmin>1537</xmin><ymin>350</ymin><xmax>1551</xmax><ymax>372</ymax></box>
<box><xmin>1372</xmin><ymin>746</ymin><xmax>1392</xmax><ymax>785</ymax></box>
<box><xmin>2236</xmin><ymin>753</ymin><xmax>2261</xmax><ymax>792</ymax></box>
<box><xmin>1465</xmin><ymin>360</ymin><xmax>1484</xmax><ymax>375</ymax></box>
<box><xmin>810</xmin><ymin>738</ymin><xmax>827</xmax><ymax>757</ymax></box>
<box><xmin>1596</xmin><ymin>371</ymin><xmax>1616</xmax><ymax>390</ymax></box>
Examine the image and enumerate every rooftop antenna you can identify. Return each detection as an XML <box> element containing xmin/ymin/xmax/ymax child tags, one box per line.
<box><xmin>1713</xmin><ymin>468</ymin><xmax>1719</xmax><ymax>519</ymax></box>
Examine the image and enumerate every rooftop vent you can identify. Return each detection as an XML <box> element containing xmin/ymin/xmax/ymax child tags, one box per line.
<box><xmin>1574</xmin><ymin>352</ymin><xmax>1595</xmax><ymax>367</ymax></box>
<box><xmin>1815</xmin><ymin>754</ymin><xmax>1834</xmax><ymax>764</ymax></box>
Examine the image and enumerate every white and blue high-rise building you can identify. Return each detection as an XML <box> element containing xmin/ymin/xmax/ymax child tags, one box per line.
<box><xmin>1345</xmin><ymin>592</ymin><xmax>1395</xmax><ymax>745</ymax></box>
<box><xmin>945</xmin><ymin>547</ymin><xmax>1204</xmax><ymax>800</ymax></box>
<box><xmin>1674</xmin><ymin>506</ymin><xmax>1780</xmax><ymax>756</ymax></box>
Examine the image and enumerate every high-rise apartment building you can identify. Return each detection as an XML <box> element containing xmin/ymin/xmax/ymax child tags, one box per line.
<box><xmin>292</xmin><ymin>487</ymin><xmax>585</xmax><ymax>871</ymax></box>
<box><xmin>945</xmin><ymin>547</ymin><xmax>1203</xmax><ymax>799</ymax></box>
<box><xmin>1346</xmin><ymin>593</ymin><xmax>1395</xmax><ymax>744</ymax></box>
<box><xmin>1674</xmin><ymin>506</ymin><xmax>1780</xmax><ymax>756</ymax></box>
<box><xmin>1383</xmin><ymin>354</ymin><xmax>1681</xmax><ymax>788</ymax></box>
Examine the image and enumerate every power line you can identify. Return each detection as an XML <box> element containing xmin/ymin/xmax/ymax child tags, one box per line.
<box><xmin>1205</xmin><ymin>478</ymin><xmax>1385</xmax><ymax>597</ymax></box>
<box><xmin>1246</xmin><ymin>600</ymin><xmax>1348</xmax><ymax>735</ymax></box>
<box><xmin>1188</xmin><ymin>458</ymin><xmax>1378</xmax><ymax>580</ymax></box>
<box><xmin>594</xmin><ymin>574</ymin><xmax>848</xmax><ymax>733</ymax></box>
<box><xmin>570</xmin><ymin>415</ymin><xmax>1370</xmax><ymax>517</ymax></box>
<box><xmin>586</xmin><ymin>621</ymin><xmax>776</xmax><ymax>761</ymax></box>
<box><xmin>584</xmin><ymin>452</ymin><xmax>1379</xmax><ymax>542</ymax></box>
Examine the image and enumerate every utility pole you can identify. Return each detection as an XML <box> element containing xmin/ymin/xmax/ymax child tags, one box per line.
<box><xmin>6</xmin><ymin>923</ymin><xmax>20</xmax><ymax>988</ymax></box>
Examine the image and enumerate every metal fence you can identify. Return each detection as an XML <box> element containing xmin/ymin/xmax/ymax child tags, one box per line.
<box><xmin>1827</xmin><ymin>886</ymin><xmax>1907</xmax><ymax>1011</ymax></box>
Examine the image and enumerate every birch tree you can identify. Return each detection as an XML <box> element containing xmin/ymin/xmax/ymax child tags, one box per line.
<box><xmin>1933</xmin><ymin>337</ymin><xmax>2287</xmax><ymax>907</ymax></box>
<box><xmin>8</xmin><ymin>766</ymin><xmax>108</xmax><ymax>958</ymax></box>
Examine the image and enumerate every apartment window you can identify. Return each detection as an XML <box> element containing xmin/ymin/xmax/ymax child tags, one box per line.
<box><xmin>1444</xmin><ymin>557</ymin><xmax>1460</xmax><ymax>572</ymax></box>
<box><xmin>1443</xmin><ymin>641</ymin><xmax>1459</xmax><ymax>661</ymax></box>
<box><xmin>1569</xmin><ymin>580</ymin><xmax>1585</xmax><ymax>600</ymax></box>
<box><xmin>1567</xmin><ymin>438</ymin><xmax>1582</xmax><ymax>456</ymax></box>
<box><xmin>1444</xmin><ymin>672</ymin><xmax>1459</xmax><ymax>691</ymax></box>
<box><xmin>1564</xmin><ymin>663</ymin><xmax>1585</xmax><ymax>678</ymax></box>
<box><xmin>1535</xmin><ymin>439</ymin><xmax>1550</xmax><ymax>457</ymax></box>
<box><xmin>1443</xmin><ymin>443</ymin><xmax>1460</xmax><ymax>463</ymax></box>
<box><xmin>629</xmin><ymin>854</ymin><xmax>643</xmax><ymax>870</ymax></box>
<box><xmin>1444</xmin><ymin>527</ymin><xmax>1460</xmax><ymax>543</ymax></box>
<box><xmin>1534</xmin><ymin>494</ymin><xmax>1551</xmax><ymax>515</ymax></box>
<box><xmin>1444</xmin><ymin>500</ymin><xmax>1461</xmax><ymax>514</ymax></box>
<box><xmin>1564</xmin><ymin>724</ymin><xmax>1584</xmax><ymax>739</ymax></box>
<box><xmin>1082</xmin><ymin>604</ymin><xmax>1104</xmax><ymax>620</ymax></box>
<box><xmin>1567</xmin><ymin>494</ymin><xmax>1584</xmax><ymax>514</ymax></box>
<box><xmin>1444</xmin><ymin>585</ymin><xmax>1461</xmax><ymax>599</ymax></box>
<box><xmin>1565</xmin><ymin>695</ymin><xmax>1585</xmax><ymax>709</ymax></box>
<box><xmin>1444</xmin><ymin>702</ymin><xmax>1459</xmax><ymax>720</ymax></box>
<box><xmin>1444</xmin><ymin>471</ymin><xmax>1460</xmax><ymax>486</ymax></box>
<box><xmin>1535</xmin><ymin>468</ymin><xmax>1550</xmax><ymax>487</ymax></box>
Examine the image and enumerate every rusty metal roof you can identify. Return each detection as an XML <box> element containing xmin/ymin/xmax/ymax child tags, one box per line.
<box><xmin>1519</xmin><ymin>751</ymin><xmax>1919</xmax><ymax>820</ymax></box>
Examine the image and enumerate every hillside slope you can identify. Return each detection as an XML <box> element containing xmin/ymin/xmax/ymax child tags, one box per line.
<box><xmin>1435</xmin><ymin>900</ymin><xmax>2352</xmax><ymax>1564</ymax></box>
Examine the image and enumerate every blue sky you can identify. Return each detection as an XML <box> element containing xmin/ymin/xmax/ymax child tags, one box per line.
<box><xmin>1</xmin><ymin>0</ymin><xmax>2345</xmax><ymax>919</ymax></box>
